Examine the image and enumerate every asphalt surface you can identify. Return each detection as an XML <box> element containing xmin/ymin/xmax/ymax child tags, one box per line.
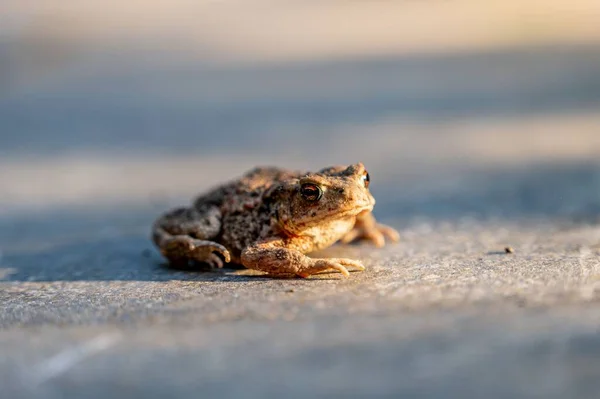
<box><xmin>2</xmin><ymin>24</ymin><xmax>600</xmax><ymax>399</ymax></box>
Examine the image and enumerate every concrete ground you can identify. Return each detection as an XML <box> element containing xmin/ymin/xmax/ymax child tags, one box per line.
<box><xmin>2</xmin><ymin>2</ymin><xmax>600</xmax><ymax>397</ymax></box>
<box><xmin>2</xmin><ymin>215</ymin><xmax>600</xmax><ymax>398</ymax></box>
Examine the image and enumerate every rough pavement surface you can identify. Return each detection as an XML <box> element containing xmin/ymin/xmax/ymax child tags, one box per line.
<box><xmin>2</xmin><ymin>212</ymin><xmax>600</xmax><ymax>398</ymax></box>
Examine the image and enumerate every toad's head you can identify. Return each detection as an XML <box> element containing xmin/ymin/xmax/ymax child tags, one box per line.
<box><xmin>274</xmin><ymin>163</ymin><xmax>375</xmax><ymax>235</ymax></box>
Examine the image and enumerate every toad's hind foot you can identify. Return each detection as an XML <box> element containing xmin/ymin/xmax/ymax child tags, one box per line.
<box><xmin>297</xmin><ymin>258</ymin><xmax>365</xmax><ymax>278</ymax></box>
<box><xmin>161</xmin><ymin>236</ymin><xmax>231</xmax><ymax>267</ymax></box>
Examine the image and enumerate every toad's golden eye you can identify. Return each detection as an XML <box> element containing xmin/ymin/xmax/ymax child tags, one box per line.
<box><xmin>300</xmin><ymin>183</ymin><xmax>322</xmax><ymax>201</ymax></box>
<box><xmin>362</xmin><ymin>172</ymin><xmax>370</xmax><ymax>188</ymax></box>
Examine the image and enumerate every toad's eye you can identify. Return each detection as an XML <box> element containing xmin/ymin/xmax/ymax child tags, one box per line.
<box><xmin>300</xmin><ymin>183</ymin><xmax>323</xmax><ymax>202</ymax></box>
<box><xmin>362</xmin><ymin>172</ymin><xmax>370</xmax><ymax>188</ymax></box>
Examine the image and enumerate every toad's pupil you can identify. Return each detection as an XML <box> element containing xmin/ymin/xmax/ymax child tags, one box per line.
<box><xmin>363</xmin><ymin>172</ymin><xmax>370</xmax><ymax>188</ymax></box>
<box><xmin>301</xmin><ymin>184</ymin><xmax>322</xmax><ymax>201</ymax></box>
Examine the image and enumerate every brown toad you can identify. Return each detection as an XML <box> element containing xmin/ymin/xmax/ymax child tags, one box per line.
<box><xmin>152</xmin><ymin>163</ymin><xmax>399</xmax><ymax>278</ymax></box>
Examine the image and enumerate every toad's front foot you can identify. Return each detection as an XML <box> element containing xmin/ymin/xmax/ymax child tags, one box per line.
<box><xmin>241</xmin><ymin>242</ymin><xmax>365</xmax><ymax>279</ymax></box>
<box><xmin>297</xmin><ymin>257</ymin><xmax>365</xmax><ymax>278</ymax></box>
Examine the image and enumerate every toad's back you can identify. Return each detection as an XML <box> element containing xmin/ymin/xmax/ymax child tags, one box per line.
<box><xmin>192</xmin><ymin>167</ymin><xmax>305</xmax><ymax>261</ymax></box>
<box><xmin>192</xmin><ymin>167</ymin><xmax>303</xmax><ymax>210</ymax></box>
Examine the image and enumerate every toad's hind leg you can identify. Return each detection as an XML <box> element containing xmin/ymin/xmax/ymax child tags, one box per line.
<box><xmin>152</xmin><ymin>206</ymin><xmax>230</xmax><ymax>268</ymax></box>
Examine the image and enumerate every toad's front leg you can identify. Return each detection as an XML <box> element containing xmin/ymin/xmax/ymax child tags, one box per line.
<box><xmin>241</xmin><ymin>239</ymin><xmax>365</xmax><ymax>278</ymax></box>
<box><xmin>340</xmin><ymin>211</ymin><xmax>399</xmax><ymax>248</ymax></box>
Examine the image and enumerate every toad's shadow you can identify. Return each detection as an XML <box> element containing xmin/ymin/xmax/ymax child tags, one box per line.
<box><xmin>0</xmin><ymin>236</ymin><xmax>248</xmax><ymax>283</ymax></box>
<box><xmin>0</xmin><ymin>236</ymin><xmax>347</xmax><ymax>282</ymax></box>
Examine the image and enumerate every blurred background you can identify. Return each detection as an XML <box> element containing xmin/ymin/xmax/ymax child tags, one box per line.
<box><xmin>1</xmin><ymin>0</ymin><xmax>600</xmax><ymax>244</ymax></box>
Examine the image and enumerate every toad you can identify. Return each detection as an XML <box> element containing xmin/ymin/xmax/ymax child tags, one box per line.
<box><xmin>152</xmin><ymin>163</ymin><xmax>398</xmax><ymax>278</ymax></box>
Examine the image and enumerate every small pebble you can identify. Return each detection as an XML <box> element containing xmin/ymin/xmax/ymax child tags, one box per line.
<box><xmin>505</xmin><ymin>247</ymin><xmax>514</xmax><ymax>254</ymax></box>
<box><xmin>286</xmin><ymin>288</ymin><xmax>295</xmax><ymax>293</ymax></box>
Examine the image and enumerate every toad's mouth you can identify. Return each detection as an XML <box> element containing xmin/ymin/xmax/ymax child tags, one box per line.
<box><xmin>319</xmin><ymin>202</ymin><xmax>374</xmax><ymax>220</ymax></box>
<box><xmin>279</xmin><ymin>202</ymin><xmax>374</xmax><ymax>235</ymax></box>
